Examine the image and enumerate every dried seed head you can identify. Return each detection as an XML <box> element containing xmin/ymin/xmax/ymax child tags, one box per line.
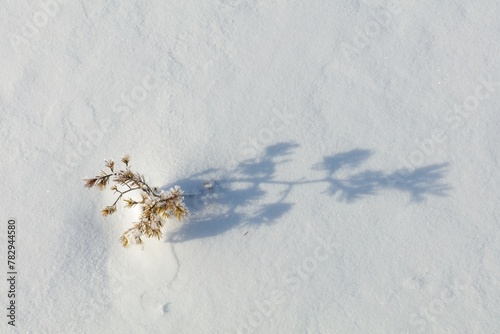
<box><xmin>121</xmin><ymin>154</ymin><xmax>131</xmax><ymax>165</ymax></box>
<box><xmin>102</xmin><ymin>205</ymin><xmax>117</xmax><ymax>217</ymax></box>
<box><xmin>96</xmin><ymin>178</ymin><xmax>108</xmax><ymax>190</ymax></box>
<box><xmin>105</xmin><ymin>159</ymin><xmax>115</xmax><ymax>172</ymax></box>
<box><xmin>120</xmin><ymin>235</ymin><xmax>130</xmax><ymax>248</ymax></box>
<box><xmin>84</xmin><ymin>178</ymin><xmax>97</xmax><ymax>188</ymax></box>
<box><xmin>124</xmin><ymin>198</ymin><xmax>138</xmax><ymax>208</ymax></box>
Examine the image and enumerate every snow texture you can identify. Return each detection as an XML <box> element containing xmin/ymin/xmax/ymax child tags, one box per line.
<box><xmin>1</xmin><ymin>0</ymin><xmax>499</xmax><ymax>333</ymax></box>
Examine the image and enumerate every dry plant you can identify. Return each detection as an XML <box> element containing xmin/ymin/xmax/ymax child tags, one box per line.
<box><xmin>84</xmin><ymin>154</ymin><xmax>188</xmax><ymax>247</ymax></box>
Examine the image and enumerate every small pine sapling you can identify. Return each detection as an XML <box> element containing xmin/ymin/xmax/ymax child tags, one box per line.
<box><xmin>84</xmin><ymin>155</ymin><xmax>188</xmax><ymax>247</ymax></box>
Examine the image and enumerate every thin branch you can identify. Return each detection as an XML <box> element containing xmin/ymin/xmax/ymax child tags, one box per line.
<box><xmin>112</xmin><ymin>186</ymin><xmax>141</xmax><ymax>207</ymax></box>
<box><xmin>84</xmin><ymin>155</ymin><xmax>188</xmax><ymax>248</ymax></box>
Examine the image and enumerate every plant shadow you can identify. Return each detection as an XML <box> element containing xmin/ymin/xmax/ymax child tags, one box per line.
<box><xmin>162</xmin><ymin>144</ymin><xmax>451</xmax><ymax>243</ymax></box>
<box><xmin>313</xmin><ymin>149</ymin><xmax>451</xmax><ymax>202</ymax></box>
<box><xmin>161</xmin><ymin>142</ymin><xmax>299</xmax><ymax>243</ymax></box>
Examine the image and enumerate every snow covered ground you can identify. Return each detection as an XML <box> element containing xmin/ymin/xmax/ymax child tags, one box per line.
<box><xmin>1</xmin><ymin>0</ymin><xmax>499</xmax><ymax>333</ymax></box>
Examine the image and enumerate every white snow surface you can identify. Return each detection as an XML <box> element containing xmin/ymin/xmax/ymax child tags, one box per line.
<box><xmin>1</xmin><ymin>0</ymin><xmax>500</xmax><ymax>333</ymax></box>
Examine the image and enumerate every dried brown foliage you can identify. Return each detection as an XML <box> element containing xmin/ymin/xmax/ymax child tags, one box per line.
<box><xmin>84</xmin><ymin>154</ymin><xmax>188</xmax><ymax>247</ymax></box>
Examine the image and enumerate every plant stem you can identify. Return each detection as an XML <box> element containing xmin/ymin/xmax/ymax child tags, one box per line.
<box><xmin>112</xmin><ymin>186</ymin><xmax>141</xmax><ymax>207</ymax></box>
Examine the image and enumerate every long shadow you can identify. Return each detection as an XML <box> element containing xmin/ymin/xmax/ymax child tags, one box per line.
<box><xmin>313</xmin><ymin>149</ymin><xmax>451</xmax><ymax>202</ymax></box>
<box><xmin>162</xmin><ymin>144</ymin><xmax>451</xmax><ymax>242</ymax></box>
<box><xmin>162</xmin><ymin>142</ymin><xmax>298</xmax><ymax>243</ymax></box>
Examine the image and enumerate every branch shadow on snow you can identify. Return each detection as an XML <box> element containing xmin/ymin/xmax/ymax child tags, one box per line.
<box><xmin>313</xmin><ymin>149</ymin><xmax>451</xmax><ymax>202</ymax></box>
<box><xmin>161</xmin><ymin>144</ymin><xmax>451</xmax><ymax>243</ymax></box>
<box><xmin>162</xmin><ymin>142</ymin><xmax>298</xmax><ymax>243</ymax></box>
